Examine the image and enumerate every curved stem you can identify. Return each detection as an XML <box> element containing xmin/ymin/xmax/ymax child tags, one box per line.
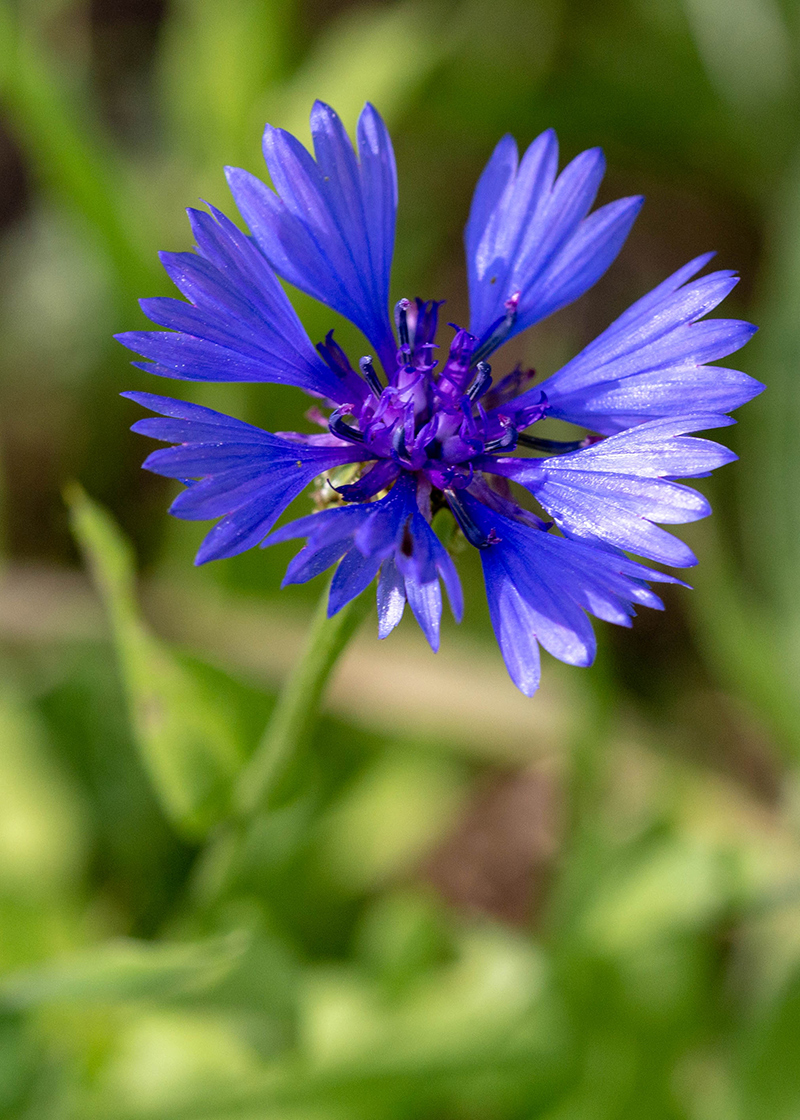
<box><xmin>189</xmin><ymin>582</ymin><xmax>374</xmax><ymax>908</ymax></box>
<box><xmin>234</xmin><ymin>582</ymin><xmax>373</xmax><ymax>819</ymax></box>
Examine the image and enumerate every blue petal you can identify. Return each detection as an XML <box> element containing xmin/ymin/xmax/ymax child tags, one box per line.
<box><xmin>268</xmin><ymin>503</ymin><xmax>374</xmax><ymax>586</ymax></box>
<box><xmin>266</xmin><ymin>502</ymin><xmax>371</xmax><ymax>547</ymax></box>
<box><xmin>266</xmin><ymin>496</ymin><xmax>395</xmax><ymax>616</ymax></box>
<box><xmin>116</xmin><ymin>206</ymin><xmax>352</xmax><ymax>403</ymax></box>
<box><xmin>528</xmin><ymin>258</ymin><xmax>762</xmax><ymax>432</ymax></box>
<box><xmin>124</xmin><ymin>393</ymin><xmax>370</xmax><ymax>564</ymax></box>
<box><xmin>432</xmin><ymin>534</ymin><xmax>464</xmax><ymax>625</ymax></box>
<box><xmin>353</xmin><ymin>498</ymin><xmax>409</xmax><ymax>559</ymax></box>
<box><xmin>465</xmin><ymin>134</ymin><xmax>519</xmax><ymax>282</ymax></box>
<box><xmin>283</xmin><ymin>538</ymin><xmax>351</xmax><ymax>586</ymax></box>
<box><xmin>394</xmin><ymin>511</ymin><xmax>439</xmax><ymax>585</ymax></box>
<box><xmin>523</xmin><ymin>472</ymin><xmax>698</xmax><ymax>566</ymax></box>
<box><xmin>466</xmin><ymin>129</ymin><xmax>642</xmax><ymax>348</ymax></box>
<box><xmin>394</xmin><ymin>509</ymin><xmax>445</xmax><ymax>650</ymax></box>
<box><xmin>125</xmin><ymin>389</ymin><xmax>270</xmax><ymax>436</ymax></box>
<box><xmin>462</xmin><ymin>493</ymin><xmax>678</xmax><ymax>696</ymax></box>
<box><xmin>403</xmin><ymin>574</ymin><xmax>442</xmax><ymax>652</ymax></box>
<box><xmin>377</xmin><ymin>555</ymin><xmax>406</xmax><ymax>638</ymax></box>
<box><xmin>480</xmin><ymin>569</ymin><xmax>542</xmax><ymax>697</ymax></box>
<box><xmin>226</xmin><ymin>102</ymin><xmax>397</xmax><ymax>374</ymax></box>
<box><xmin>328</xmin><ymin>546</ymin><xmax>384</xmax><ymax>616</ymax></box>
<box><xmin>336</xmin><ymin>458</ymin><xmax>400</xmax><ymax>500</ymax></box>
<box><xmin>193</xmin><ymin>492</ymin><xmax>305</xmax><ymax>564</ymax></box>
<box><xmin>262</xmin><ymin>473</ymin><xmax>462</xmax><ymax>644</ymax></box>
<box><xmin>484</xmin><ymin>415</ymin><xmax>736</xmax><ymax>567</ymax></box>
<box><xmin>544</xmin><ymin>414</ymin><xmax>739</xmax><ymax>476</ymax></box>
<box><xmin>486</xmin><ymin>530</ymin><xmax>597</xmax><ymax>666</ymax></box>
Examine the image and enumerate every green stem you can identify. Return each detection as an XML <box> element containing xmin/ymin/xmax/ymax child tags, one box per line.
<box><xmin>189</xmin><ymin>583</ymin><xmax>373</xmax><ymax>908</ymax></box>
<box><xmin>234</xmin><ymin>582</ymin><xmax>373</xmax><ymax>819</ymax></box>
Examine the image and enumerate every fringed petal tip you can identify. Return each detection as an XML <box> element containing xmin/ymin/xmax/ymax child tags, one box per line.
<box><xmin>226</xmin><ymin>101</ymin><xmax>398</xmax><ymax>375</ymax></box>
<box><xmin>460</xmin><ymin>491</ymin><xmax>694</xmax><ymax>696</ymax></box>
<box><xmin>261</xmin><ymin>476</ymin><xmax>461</xmax><ymax>650</ymax></box>
<box><xmin>466</xmin><ymin>129</ymin><xmax>642</xmax><ymax>349</ymax></box>
<box><xmin>115</xmin><ymin>207</ymin><xmax>351</xmax><ymax>401</ymax></box>
<box><xmin>533</xmin><ymin>258</ymin><xmax>762</xmax><ymax>432</ymax></box>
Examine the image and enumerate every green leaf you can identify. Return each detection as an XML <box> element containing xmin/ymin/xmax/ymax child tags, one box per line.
<box><xmin>0</xmin><ymin>933</ymin><xmax>248</xmax><ymax>1008</ymax></box>
<box><xmin>65</xmin><ymin>484</ymin><xmax>246</xmax><ymax>838</ymax></box>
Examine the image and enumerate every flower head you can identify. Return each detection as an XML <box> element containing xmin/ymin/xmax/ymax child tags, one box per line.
<box><xmin>119</xmin><ymin>102</ymin><xmax>762</xmax><ymax>695</ymax></box>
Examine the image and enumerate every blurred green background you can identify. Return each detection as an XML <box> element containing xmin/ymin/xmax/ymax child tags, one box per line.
<box><xmin>1</xmin><ymin>0</ymin><xmax>800</xmax><ymax>1116</ymax></box>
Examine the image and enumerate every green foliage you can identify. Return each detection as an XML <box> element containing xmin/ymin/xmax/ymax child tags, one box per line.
<box><xmin>1</xmin><ymin>0</ymin><xmax>800</xmax><ymax>1117</ymax></box>
<box><xmin>0</xmin><ymin>0</ymin><xmax>156</xmax><ymax>303</ymax></box>
<box><xmin>66</xmin><ymin>483</ymin><xmax>247</xmax><ymax>838</ymax></box>
<box><xmin>0</xmin><ymin>933</ymin><xmax>249</xmax><ymax>1008</ymax></box>
<box><xmin>0</xmin><ymin>687</ymin><xmax>87</xmax><ymax>900</ymax></box>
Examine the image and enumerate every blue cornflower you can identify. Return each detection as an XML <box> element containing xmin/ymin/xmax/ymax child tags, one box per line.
<box><xmin>119</xmin><ymin>102</ymin><xmax>762</xmax><ymax>696</ymax></box>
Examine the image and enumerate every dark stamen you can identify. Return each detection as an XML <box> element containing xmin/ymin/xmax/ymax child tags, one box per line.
<box><xmin>471</xmin><ymin>291</ymin><xmax>520</xmax><ymax>366</ymax></box>
<box><xmin>394</xmin><ymin>298</ymin><xmax>411</xmax><ymax>349</ymax></box>
<box><xmin>316</xmin><ymin>329</ymin><xmax>355</xmax><ymax>378</ymax></box>
<box><xmin>359</xmin><ymin>356</ymin><xmax>383</xmax><ymax>398</ymax></box>
<box><xmin>467</xmin><ymin>361</ymin><xmax>493</xmax><ymax>402</ymax></box>
<box><xmin>516</xmin><ymin>433</ymin><xmax>593</xmax><ymax>454</ymax></box>
<box><xmin>446</xmin><ymin>489</ymin><xmax>496</xmax><ymax>549</ymax></box>
<box><xmin>328</xmin><ymin>407</ymin><xmax>364</xmax><ymax>444</ymax></box>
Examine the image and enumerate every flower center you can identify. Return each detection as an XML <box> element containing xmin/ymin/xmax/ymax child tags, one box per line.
<box><xmin>320</xmin><ymin>298</ymin><xmax>552</xmax><ymax>491</ymax></box>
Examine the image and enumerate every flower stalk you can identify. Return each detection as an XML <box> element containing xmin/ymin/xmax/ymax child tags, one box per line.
<box><xmin>190</xmin><ymin>583</ymin><xmax>372</xmax><ymax>908</ymax></box>
<box><xmin>234</xmin><ymin>581</ymin><xmax>373</xmax><ymax>818</ymax></box>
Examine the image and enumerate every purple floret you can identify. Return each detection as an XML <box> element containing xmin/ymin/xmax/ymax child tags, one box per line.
<box><xmin>119</xmin><ymin>101</ymin><xmax>762</xmax><ymax>695</ymax></box>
